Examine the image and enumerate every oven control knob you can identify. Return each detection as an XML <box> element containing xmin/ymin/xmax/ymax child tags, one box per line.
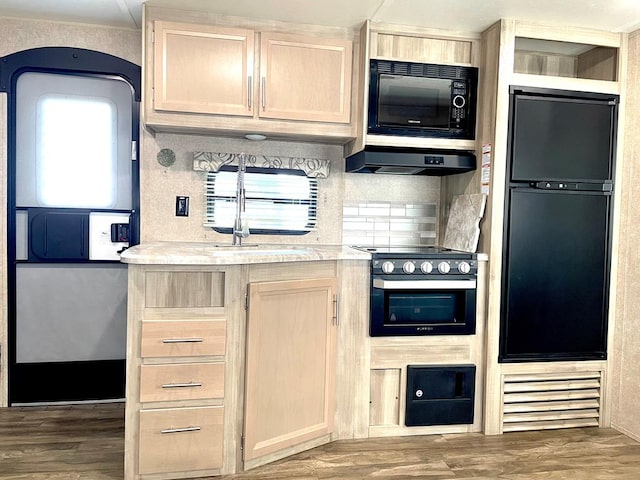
<box><xmin>403</xmin><ymin>261</ymin><xmax>415</xmax><ymax>274</ymax></box>
<box><xmin>381</xmin><ymin>261</ymin><xmax>395</xmax><ymax>274</ymax></box>
<box><xmin>438</xmin><ymin>262</ymin><xmax>451</xmax><ymax>274</ymax></box>
<box><xmin>420</xmin><ymin>261</ymin><xmax>433</xmax><ymax>274</ymax></box>
<box><xmin>458</xmin><ymin>261</ymin><xmax>471</xmax><ymax>274</ymax></box>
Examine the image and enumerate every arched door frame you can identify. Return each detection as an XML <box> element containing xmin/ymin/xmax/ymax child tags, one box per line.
<box><xmin>0</xmin><ymin>47</ymin><xmax>141</xmax><ymax>405</ymax></box>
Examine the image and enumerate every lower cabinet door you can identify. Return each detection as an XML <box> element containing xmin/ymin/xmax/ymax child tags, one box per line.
<box><xmin>138</xmin><ymin>406</ymin><xmax>224</xmax><ymax>475</ymax></box>
<box><xmin>243</xmin><ymin>277</ymin><xmax>337</xmax><ymax>462</ymax></box>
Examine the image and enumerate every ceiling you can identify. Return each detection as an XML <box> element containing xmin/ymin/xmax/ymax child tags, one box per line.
<box><xmin>1</xmin><ymin>0</ymin><xmax>640</xmax><ymax>34</ymax></box>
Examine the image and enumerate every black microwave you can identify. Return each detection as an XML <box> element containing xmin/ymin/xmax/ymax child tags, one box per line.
<box><xmin>368</xmin><ymin>59</ymin><xmax>478</xmax><ymax>139</ymax></box>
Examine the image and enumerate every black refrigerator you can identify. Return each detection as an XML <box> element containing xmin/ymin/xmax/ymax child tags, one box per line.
<box><xmin>499</xmin><ymin>86</ymin><xmax>618</xmax><ymax>362</ymax></box>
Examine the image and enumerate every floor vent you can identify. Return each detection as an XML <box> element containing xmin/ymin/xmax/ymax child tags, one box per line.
<box><xmin>502</xmin><ymin>371</ymin><xmax>601</xmax><ymax>432</ymax></box>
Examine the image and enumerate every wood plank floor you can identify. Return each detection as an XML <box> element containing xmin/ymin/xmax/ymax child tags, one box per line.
<box><xmin>2</xmin><ymin>404</ymin><xmax>640</xmax><ymax>479</ymax></box>
<box><xmin>0</xmin><ymin>403</ymin><xmax>124</xmax><ymax>479</ymax></box>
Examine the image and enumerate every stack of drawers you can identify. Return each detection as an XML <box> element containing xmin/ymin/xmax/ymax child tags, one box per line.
<box><xmin>137</xmin><ymin>316</ymin><xmax>227</xmax><ymax>475</ymax></box>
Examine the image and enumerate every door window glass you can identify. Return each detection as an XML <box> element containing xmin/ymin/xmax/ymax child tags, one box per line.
<box><xmin>15</xmin><ymin>72</ymin><xmax>133</xmax><ymax>210</ymax></box>
<box><xmin>37</xmin><ymin>95</ymin><xmax>116</xmax><ymax>207</ymax></box>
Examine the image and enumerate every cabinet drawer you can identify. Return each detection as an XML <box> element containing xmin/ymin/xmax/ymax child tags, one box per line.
<box><xmin>138</xmin><ymin>406</ymin><xmax>223</xmax><ymax>475</ymax></box>
<box><xmin>140</xmin><ymin>363</ymin><xmax>224</xmax><ymax>402</ymax></box>
<box><xmin>141</xmin><ymin>320</ymin><xmax>226</xmax><ymax>358</ymax></box>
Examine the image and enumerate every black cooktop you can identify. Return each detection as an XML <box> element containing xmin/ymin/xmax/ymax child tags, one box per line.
<box><xmin>352</xmin><ymin>245</ymin><xmax>475</xmax><ymax>258</ymax></box>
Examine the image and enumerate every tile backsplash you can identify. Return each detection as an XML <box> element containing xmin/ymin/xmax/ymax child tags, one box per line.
<box><xmin>342</xmin><ymin>202</ymin><xmax>438</xmax><ymax>247</ymax></box>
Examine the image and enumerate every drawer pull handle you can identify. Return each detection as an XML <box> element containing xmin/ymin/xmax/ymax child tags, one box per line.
<box><xmin>162</xmin><ymin>338</ymin><xmax>204</xmax><ymax>344</ymax></box>
<box><xmin>162</xmin><ymin>382</ymin><xmax>203</xmax><ymax>389</ymax></box>
<box><xmin>160</xmin><ymin>426</ymin><xmax>201</xmax><ymax>434</ymax></box>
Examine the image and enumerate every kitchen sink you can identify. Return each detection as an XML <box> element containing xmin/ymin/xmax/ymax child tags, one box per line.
<box><xmin>210</xmin><ymin>244</ymin><xmax>311</xmax><ymax>255</ymax></box>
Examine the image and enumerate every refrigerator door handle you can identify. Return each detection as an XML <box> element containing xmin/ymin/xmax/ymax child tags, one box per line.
<box><xmin>530</xmin><ymin>181</ymin><xmax>613</xmax><ymax>192</ymax></box>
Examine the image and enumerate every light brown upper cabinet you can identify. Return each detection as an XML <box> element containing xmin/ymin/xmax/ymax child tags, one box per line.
<box><xmin>259</xmin><ymin>32</ymin><xmax>352</xmax><ymax>123</ymax></box>
<box><xmin>152</xmin><ymin>21</ymin><xmax>254</xmax><ymax>116</ymax></box>
<box><xmin>150</xmin><ymin>21</ymin><xmax>352</xmax><ymax>129</ymax></box>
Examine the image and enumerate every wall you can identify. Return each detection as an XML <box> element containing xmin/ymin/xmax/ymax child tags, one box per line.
<box><xmin>142</xmin><ymin>132</ymin><xmax>441</xmax><ymax>245</ymax></box>
<box><xmin>0</xmin><ymin>17</ymin><xmax>140</xmax><ymax>60</ymax></box>
<box><xmin>0</xmin><ymin>15</ymin><xmax>443</xmax><ymax>406</ymax></box>
<box><xmin>611</xmin><ymin>29</ymin><xmax>640</xmax><ymax>441</ymax></box>
<box><xmin>0</xmin><ymin>16</ymin><xmax>141</xmax><ymax>407</ymax></box>
<box><xmin>141</xmin><ymin>134</ymin><xmax>342</xmax><ymax>243</ymax></box>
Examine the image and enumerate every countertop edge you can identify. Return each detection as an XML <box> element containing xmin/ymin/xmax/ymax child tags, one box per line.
<box><xmin>120</xmin><ymin>242</ymin><xmax>372</xmax><ymax>265</ymax></box>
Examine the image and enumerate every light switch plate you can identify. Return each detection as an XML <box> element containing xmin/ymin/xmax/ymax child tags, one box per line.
<box><xmin>176</xmin><ymin>196</ymin><xmax>189</xmax><ymax>216</ymax></box>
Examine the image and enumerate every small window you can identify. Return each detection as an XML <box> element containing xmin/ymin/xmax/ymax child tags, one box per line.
<box><xmin>37</xmin><ymin>94</ymin><xmax>116</xmax><ymax>208</ymax></box>
<box><xmin>15</xmin><ymin>71</ymin><xmax>134</xmax><ymax>210</ymax></box>
<box><xmin>205</xmin><ymin>169</ymin><xmax>317</xmax><ymax>234</ymax></box>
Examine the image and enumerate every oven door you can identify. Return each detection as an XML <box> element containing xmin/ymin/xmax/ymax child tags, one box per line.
<box><xmin>370</xmin><ymin>277</ymin><xmax>476</xmax><ymax>336</ymax></box>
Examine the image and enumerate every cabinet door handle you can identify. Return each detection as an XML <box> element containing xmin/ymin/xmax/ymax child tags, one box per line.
<box><xmin>247</xmin><ymin>75</ymin><xmax>252</xmax><ymax>110</ymax></box>
<box><xmin>162</xmin><ymin>338</ymin><xmax>204</xmax><ymax>344</ymax></box>
<box><xmin>261</xmin><ymin>77</ymin><xmax>266</xmax><ymax>110</ymax></box>
<box><xmin>161</xmin><ymin>426</ymin><xmax>201</xmax><ymax>434</ymax></box>
<box><xmin>161</xmin><ymin>382</ymin><xmax>203</xmax><ymax>389</ymax></box>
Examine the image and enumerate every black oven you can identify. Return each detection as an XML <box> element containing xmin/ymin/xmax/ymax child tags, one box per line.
<box><xmin>358</xmin><ymin>246</ymin><xmax>477</xmax><ymax>336</ymax></box>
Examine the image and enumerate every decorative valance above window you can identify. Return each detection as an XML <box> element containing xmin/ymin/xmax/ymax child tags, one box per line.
<box><xmin>193</xmin><ymin>151</ymin><xmax>330</xmax><ymax>178</ymax></box>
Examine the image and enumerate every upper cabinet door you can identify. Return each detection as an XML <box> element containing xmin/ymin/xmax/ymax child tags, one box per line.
<box><xmin>153</xmin><ymin>21</ymin><xmax>254</xmax><ymax>116</ymax></box>
<box><xmin>259</xmin><ymin>32</ymin><xmax>352</xmax><ymax>123</ymax></box>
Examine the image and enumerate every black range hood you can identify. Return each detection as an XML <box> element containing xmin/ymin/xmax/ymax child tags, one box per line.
<box><xmin>345</xmin><ymin>146</ymin><xmax>476</xmax><ymax>175</ymax></box>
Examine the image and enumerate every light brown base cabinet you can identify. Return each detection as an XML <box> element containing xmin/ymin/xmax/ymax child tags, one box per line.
<box><xmin>124</xmin><ymin>265</ymin><xmax>234</xmax><ymax>479</ymax></box>
<box><xmin>123</xmin><ymin>258</ymin><xmax>367</xmax><ymax>480</ymax></box>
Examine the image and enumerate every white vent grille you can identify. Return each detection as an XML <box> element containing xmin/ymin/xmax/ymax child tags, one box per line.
<box><xmin>502</xmin><ymin>371</ymin><xmax>601</xmax><ymax>432</ymax></box>
<box><xmin>205</xmin><ymin>170</ymin><xmax>318</xmax><ymax>233</ymax></box>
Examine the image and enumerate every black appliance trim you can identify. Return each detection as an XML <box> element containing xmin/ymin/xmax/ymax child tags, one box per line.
<box><xmin>507</xmin><ymin>85</ymin><xmax>618</xmax><ymax>184</ymax></box>
<box><xmin>10</xmin><ymin>360</ymin><xmax>125</xmax><ymax>403</ymax></box>
<box><xmin>498</xmin><ymin>85</ymin><xmax>617</xmax><ymax>363</ymax></box>
<box><xmin>345</xmin><ymin>146</ymin><xmax>476</xmax><ymax>176</ymax></box>
<box><xmin>369</xmin><ymin>278</ymin><xmax>477</xmax><ymax>336</ymax></box>
<box><xmin>405</xmin><ymin>364</ymin><xmax>476</xmax><ymax>426</ymax></box>
<box><xmin>366</xmin><ymin>247</ymin><xmax>478</xmax><ymax>337</ymax></box>
<box><xmin>367</xmin><ymin>59</ymin><xmax>478</xmax><ymax>139</ymax></box>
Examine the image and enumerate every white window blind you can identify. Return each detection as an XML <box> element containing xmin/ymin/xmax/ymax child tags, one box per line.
<box><xmin>205</xmin><ymin>169</ymin><xmax>318</xmax><ymax>233</ymax></box>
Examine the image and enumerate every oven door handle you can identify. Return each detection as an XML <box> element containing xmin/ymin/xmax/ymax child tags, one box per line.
<box><xmin>372</xmin><ymin>278</ymin><xmax>476</xmax><ymax>290</ymax></box>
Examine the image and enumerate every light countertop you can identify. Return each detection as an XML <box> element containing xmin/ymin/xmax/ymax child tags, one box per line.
<box><xmin>120</xmin><ymin>241</ymin><xmax>372</xmax><ymax>265</ymax></box>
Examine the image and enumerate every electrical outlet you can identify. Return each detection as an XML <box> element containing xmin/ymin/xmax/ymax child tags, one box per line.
<box><xmin>176</xmin><ymin>196</ymin><xmax>189</xmax><ymax>216</ymax></box>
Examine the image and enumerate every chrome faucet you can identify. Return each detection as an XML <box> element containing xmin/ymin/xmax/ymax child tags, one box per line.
<box><xmin>232</xmin><ymin>153</ymin><xmax>250</xmax><ymax>245</ymax></box>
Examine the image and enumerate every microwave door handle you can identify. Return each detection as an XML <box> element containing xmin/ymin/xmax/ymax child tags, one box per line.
<box><xmin>372</xmin><ymin>279</ymin><xmax>476</xmax><ymax>290</ymax></box>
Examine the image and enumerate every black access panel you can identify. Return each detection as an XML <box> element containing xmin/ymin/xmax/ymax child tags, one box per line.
<box><xmin>28</xmin><ymin>209</ymin><xmax>89</xmax><ymax>261</ymax></box>
<box><xmin>405</xmin><ymin>364</ymin><xmax>476</xmax><ymax>426</ymax></box>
